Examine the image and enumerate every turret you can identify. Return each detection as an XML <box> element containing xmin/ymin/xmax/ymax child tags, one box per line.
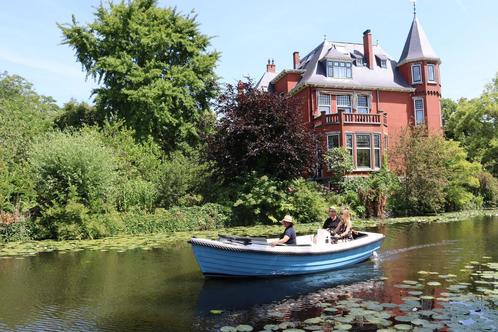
<box><xmin>398</xmin><ymin>15</ymin><xmax>442</xmax><ymax>134</ymax></box>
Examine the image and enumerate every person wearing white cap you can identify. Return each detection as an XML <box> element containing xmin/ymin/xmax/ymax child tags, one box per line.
<box><xmin>271</xmin><ymin>215</ymin><xmax>296</xmax><ymax>246</ymax></box>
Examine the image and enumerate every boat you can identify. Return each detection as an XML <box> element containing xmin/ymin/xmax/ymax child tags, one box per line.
<box><xmin>188</xmin><ymin>231</ymin><xmax>384</xmax><ymax>277</ymax></box>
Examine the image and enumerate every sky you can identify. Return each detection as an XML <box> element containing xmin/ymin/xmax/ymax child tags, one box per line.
<box><xmin>0</xmin><ymin>0</ymin><xmax>497</xmax><ymax>105</ymax></box>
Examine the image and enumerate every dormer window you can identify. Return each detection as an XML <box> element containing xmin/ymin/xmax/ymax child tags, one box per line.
<box><xmin>380</xmin><ymin>59</ymin><xmax>387</xmax><ymax>68</ymax></box>
<box><xmin>327</xmin><ymin>61</ymin><xmax>352</xmax><ymax>79</ymax></box>
<box><xmin>427</xmin><ymin>64</ymin><xmax>436</xmax><ymax>82</ymax></box>
<box><xmin>411</xmin><ymin>64</ymin><xmax>422</xmax><ymax>84</ymax></box>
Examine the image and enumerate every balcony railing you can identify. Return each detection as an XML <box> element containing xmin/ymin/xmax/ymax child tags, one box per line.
<box><xmin>315</xmin><ymin>111</ymin><xmax>387</xmax><ymax>127</ymax></box>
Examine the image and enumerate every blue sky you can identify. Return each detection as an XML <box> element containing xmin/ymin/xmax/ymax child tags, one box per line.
<box><xmin>0</xmin><ymin>0</ymin><xmax>497</xmax><ymax>105</ymax></box>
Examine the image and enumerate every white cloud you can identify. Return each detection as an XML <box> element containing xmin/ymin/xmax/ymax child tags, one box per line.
<box><xmin>0</xmin><ymin>48</ymin><xmax>84</xmax><ymax>78</ymax></box>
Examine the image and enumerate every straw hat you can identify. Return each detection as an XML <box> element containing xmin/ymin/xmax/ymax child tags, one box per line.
<box><xmin>280</xmin><ymin>215</ymin><xmax>294</xmax><ymax>224</ymax></box>
<box><xmin>328</xmin><ymin>206</ymin><xmax>337</xmax><ymax>212</ymax></box>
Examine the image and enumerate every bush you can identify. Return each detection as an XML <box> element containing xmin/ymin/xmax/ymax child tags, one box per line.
<box><xmin>29</xmin><ymin>130</ymin><xmax>118</xmax><ymax>212</ymax></box>
<box><xmin>116</xmin><ymin>179</ymin><xmax>157</xmax><ymax>212</ymax></box>
<box><xmin>37</xmin><ymin>197</ymin><xmax>123</xmax><ymax>240</ymax></box>
<box><xmin>122</xmin><ymin>203</ymin><xmax>232</xmax><ymax>234</ymax></box>
<box><xmin>477</xmin><ymin>171</ymin><xmax>498</xmax><ymax>207</ymax></box>
<box><xmin>0</xmin><ymin>213</ymin><xmax>35</xmax><ymax>242</ymax></box>
<box><xmin>324</xmin><ymin>147</ymin><xmax>353</xmax><ymax>185</ymax></box>
<box><xmin>231</xmin><ymin>174</ymin><xmax>327</xmax><ymax>225</ymax></box>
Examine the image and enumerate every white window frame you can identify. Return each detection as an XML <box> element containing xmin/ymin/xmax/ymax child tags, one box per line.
<box><xmin>327</xmin><ymin>60</ymin><xmax>352</xmax><ymax>79</ymax></box>
<box><xmin>355</xmin><ymin>133</ymin><xmax>372</xmax><ymax>169</ymax></box>
<box><xmin>326</xmin><ymin>132</ymin><xmax>341</xmax><ymax>150</ymax></box>
<box><xmin>318</xmin><ymin>93</ymin><xmax>331</xmax><ymax>114</ymax></box>
<box><xmin>357</xmin><ymin>95</ymin><xmax>370</xmax><ymax>114</ymax></box>
<box><xmin>427</xmin><ymin>64</ymin><xmax>436</xmax><ymax>82</ymax></box>
<box><xmin>411</xmin><ymin>64</ymin><xmax>422</xmax><ymax>84</ymax></box>
<box><xmin>413</xmin><ymin>97</ymin><xmax>425</xmax><ymax>125</ymax></box>
<box><xmin>337</xmin><ymin>95</ymin><xmax>352</xmax><ymax>113</ymax></box>
<box><xmin>373</xmin><ymin>133</ymin><xmax>381</xmax><ymax>169</ymax></box>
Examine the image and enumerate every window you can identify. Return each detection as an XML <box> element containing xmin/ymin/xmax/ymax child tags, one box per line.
<box><xmin>318</xmin><ymin>93</ymin><xmax>331</xmax><ymax>113</ymax></box>
<box><xmin>384</xmin><ymin>135</ymin><xmax>389</xmax><ymax>150</ymax></box>
<box><xmin>346</xmin><ymin>133</ymin><xmax>353</xmax><ymax>156</ymax></box>
<box><xmin>373</xmin><ymin>134</ymin><xmax>381</xmax><ymax>169</ymax></box>
<box><xmin>327</xmin><ymin>134</ymin><xmax>340</xmax><ymax>150</ymax></box>
<box><xmin>411</xmin><ymin>64</ymin><xmax>422</xmax><ymax>84</ymax></box>
<box><xmin>380</xmin><ymin>59</ymin><xmax>387</xmax><ymax>68</ymax></box>
<box><xmin>356</xmin><ymin>134</ymin><xmax>371</xmax><ymax>168</ymax></box>
<box><xmin>428</xmin><ymin>64</ymin><xmax>436</xmax><ymax>82</ymax></box>
<box><xmin>337</xmin><ymin>95</ymin><xmax>352</xmax><ymax>113</ymax></box>
<box><xmin>327</xmin><ymin>61</ymin><xmax>352</xmax><ymax>78</ymax></box>
<box><xmin>414</xmin><ymin>98</ymin><xmax>425</xmax><ymax>125</ymax></box>
<box><xmin>356</xmin><ymin>58</ymin><xmax>364</xmax><ymax>66</ymax></box>
<box><xmin>357</xmin><ymin>95</ymin><xmax>369</xmax><ymax>114</ymax></box>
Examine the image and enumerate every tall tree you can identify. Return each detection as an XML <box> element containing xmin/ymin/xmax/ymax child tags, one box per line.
<box><xmin>445</xmin><ymin>73</ymin><xmax>498</xmax><ymax>176</ymax></box>
<box><xmin>208</xmin><ymin>82</ymin><xmax>319</xmax><ymax>181</ymax></box>
<box><xmin>59</xmin><ymin>0</ymin><xmax>219</xmax><ymax>152</ymax></box>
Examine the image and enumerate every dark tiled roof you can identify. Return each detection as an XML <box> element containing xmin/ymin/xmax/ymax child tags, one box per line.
<box><xmin>398</xmin><ymin>17</ymin><xmax>440</xmax><ymax>66</ymax></box>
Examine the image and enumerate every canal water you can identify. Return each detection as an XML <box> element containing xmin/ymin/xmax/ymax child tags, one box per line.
<box><xmin>0</xmin><ymin>216</ymin><xmax>496</xmax><ymax>331</ymax></box>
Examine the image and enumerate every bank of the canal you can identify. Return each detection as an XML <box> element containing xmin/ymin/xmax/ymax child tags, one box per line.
<box><xmin>0</xmin><ymin>213</ymin><xmax>497</xmax><ymax>331</ymax></box>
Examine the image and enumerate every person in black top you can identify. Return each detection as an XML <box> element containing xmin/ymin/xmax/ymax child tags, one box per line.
<box><xmin>271</xmin><ymin>215</ymin><xmax>297</xmax><ymax>246</ymax></box>
<box><xmin>323</xmin><ymin>206</ymin><xmax>341</xmax><ymax>233</ymax></box>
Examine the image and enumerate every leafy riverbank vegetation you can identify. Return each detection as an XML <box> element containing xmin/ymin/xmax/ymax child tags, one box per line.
<box><xmin>1</xmin><ymin>0</ymin><xmax>498</xmax><ymax>243</ymax></box>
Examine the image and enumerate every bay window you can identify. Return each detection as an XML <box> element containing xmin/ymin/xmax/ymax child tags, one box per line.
<box><xmin>346</xmin><ymin>133</ymin><xmax>353</xmax><ymax>156</ymax></box>
<box><xmin>327</xmin><ymin>133</ymin><xmax>340</xmax><ymax>150</ymax></box>
<box><xmin>374</xmin><ymin>134</ymin><xmax>381</xmax><ymax>169</ymax></box>
<box><xmin>356</xmin><ymin>134</ymin><xmax>371</xmax><ymax>168</ymax></box>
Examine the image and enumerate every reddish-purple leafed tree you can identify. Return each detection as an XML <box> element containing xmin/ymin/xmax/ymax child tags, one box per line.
<box><xmin>208</xmin><ymin>82</ymin><xmax>319</xmax><ymax>181</ymax></box>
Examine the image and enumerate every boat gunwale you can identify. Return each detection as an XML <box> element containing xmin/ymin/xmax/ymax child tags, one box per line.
<box><xmin>189</xmin><ymin>231</ymin><xmax>384</xmax><ymax>256</ymax></box>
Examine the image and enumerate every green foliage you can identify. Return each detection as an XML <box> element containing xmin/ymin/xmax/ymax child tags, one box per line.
<box><xmin>37</xmin><ymin>196</ymin><xmax>123</xmax><ymax>240</ymax></box>
<box><xmin>116</xmin><ymin>178</ymin><xmax>157</xmax><ymax>212</ymax></box>
<box><xmin>59</xmin><ymin>0</ymin><xmax>219</xmax><ymax>152</ymax></box>
<box><xmin>324</xmin><ymin>147</ymin><xmax>354</xmax><ymax>184</ymax></box>
<box><xmin>122</xmin><ymin>203</ymin><xmax>231</xmax><ymax>234</ymax></box>
<box><xmin>391</xmin><ymin>127</ymin><xmax>481</xmax><ymax>214</ymax></box>
<box><xmin>29</xmin><ymin>130</ymin><xmax>118</xmax><ymax>212</ymax></box>
<box><xmin>445</xmin><ymin>73</ymin><xmax>498</xmax><ymax>177</ymax></box>
<box><xmin>0</xmin><ymin>72</ymin><xmax>58</xmax><ymax>212</ymax></box>
<box><xmin>232</xmin><ymin>174</ymin><xmax>327</xmax><ymax>225</ymax></box>
<box><xmin>54</xmin><ymin>99</ymin><xmax>99</xmax><ymax>130</ymax></box>
<box><xmin>476</xmin><ymin>171</ymin><xmax>498</xmax><ymax>207</ymax></box>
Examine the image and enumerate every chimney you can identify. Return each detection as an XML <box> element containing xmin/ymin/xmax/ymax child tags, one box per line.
<box><xmin>266</xmin><ymin>58</ymin><xmax>276</xmax><ymax>73</ymax></box>
<box><xmin>363</xmin><ymin>29</ymin><xmax>374</xmax><ymax>69</ymax></box>
<box><xmin>293</xmin><ymin>51</ymin><xmax>300</xmax><ymax>69</ymax></box>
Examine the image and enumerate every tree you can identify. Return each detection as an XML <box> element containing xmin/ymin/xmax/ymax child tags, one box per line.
<box><xmin>208</xmin><ymin>82</ymin><xmax>319</xmax><ymax>181</ymax></box>
<box><xmin>59</xmin><ymin>0</ymin><xmax>219</xmax><ymax>152</ymax></box>
<box><xmin>324</xmin><ymin>147</ymin><xmax>353</xmax><ymax>186</ymax></box>
<box><xmin>54</xmin><ymin>99</ymin><xmax>99</xmax><ymax>130</ymax></box>
<box><xmin>445</xmin><ymin>73</ymin><xmax>498</xmax><ymax>176</ymax></box>
<box><xmin>390</xmin><ymin>126</ymin><xmax>481</xmax><ymax>214</ymax></box>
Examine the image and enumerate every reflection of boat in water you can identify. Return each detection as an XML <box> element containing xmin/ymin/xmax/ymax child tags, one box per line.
<box><xmin>195</xmin><ymin>260</ymin><xmax>382</xmax><ymax>313</ymax></box>
<box><xmin>188</xmin><ymin>232</ymin><xmax>384</xmax><ymax>277</ymax></box>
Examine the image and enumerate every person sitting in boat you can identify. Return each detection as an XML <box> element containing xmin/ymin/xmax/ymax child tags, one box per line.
<box><xmin>322</xmin><ymin>206</ymin><xmax>341</xmax><ymax>233</ymax></box>
<box><xmin>271</xmin><ymin>215</ymin><xmax>297</xmax><ymax>246</ymax></box>
<box><xmin>332</xmin><ymin>209</ymin><xmax>353</xmax><ymax>241</ymax></box>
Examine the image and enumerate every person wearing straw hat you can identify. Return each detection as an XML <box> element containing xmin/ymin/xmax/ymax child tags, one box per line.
<box><xmin>271</xmin><ymin>215</ymin><xmax>296</xmax><ymax>246</ymax></box>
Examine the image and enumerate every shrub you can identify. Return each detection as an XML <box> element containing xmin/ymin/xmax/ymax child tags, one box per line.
<box><xmin>0</xmin><ymin>213</ymin><xmax>35</xmax><ymax>242</ymax></box>
<box><xmin>477</xmin><ymin>171</ymin><xmax>498</xmax><ymax>207</ymax></box>
<box><xmin>324</xmin><ymin>147</ymin><xmax>353</xmax><ymax>185</ymax></box>
<box><xmin>231</xmin><ymin>174</ymin><xmax>327</xmax><ymax>225</ymax></box>
<box><xmin>29</xmin><ymin>130</ymin><xmax>118</xmax><ymax>212</ymax></box>
<box><xmin>116</xmin><ymin>179</ymin><xmax>157</xmax><ymax>212</ymax></box>
<box><xmin>122</xmin><ymin>203</ymin><xmax>232</xmax><ymax>234</ymax></box>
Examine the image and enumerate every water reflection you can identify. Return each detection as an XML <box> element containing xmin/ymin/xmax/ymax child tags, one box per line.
<box><xmin>195</xmin><ymin>261</ymin><xmax>382</xmax><ymax>314</ymax></box>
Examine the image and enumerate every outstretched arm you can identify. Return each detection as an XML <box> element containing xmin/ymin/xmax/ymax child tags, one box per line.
<box><xmin>271</xmin><ymin>235</ymin><xmax>290</xmax><ymax>246</ymax></box>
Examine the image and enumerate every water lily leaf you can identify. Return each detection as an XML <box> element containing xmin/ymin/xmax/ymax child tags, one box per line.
<box><xmin>417</xmin><ymin>270</ymin><xmax>429</xmax><ymax>275</ymax></box>
<box><xmin>395</xmin><ymin>316</ymin><xmax>413</xmax><ymax>323</ymax></box>
<box><xmin>426</xmin><ymin>281</ymin><xmax>441</xmax><ymax>286</ymax></box>
<box><xmin>394</xmin><ymin>324</ymin><xmax>412</xmax><ymax>330</ymax></box>
<box><xmin>263</xmin><ymin>325</ymin><xmax>278</xmax><ymax>331</ymax></box>
<box><xmin>282</xmin><ymin>329</ymin><xmax>304</xmax><ymax>332</ymax></box>
<box><xmin>236</xmin><ymin>325</ymin><xmax>253</xmax><ymax>332</ymax></box>
<box><xmin>220</xmin><ymin>326</ymin><xmax>237</xmax><ymax>332</ymax></box>
<box><xmin>210</xmin><ymin>309</ymin><xmax>223</xmax><ymax>314</ymax></box>
<box><xmin>303</xmin><ymin>325</ymin><xmax>321</xmax><ymax>331</ymax></box>
<box><xmin>303</xmin><ymin>317</ymin><xmax>321</xmax><ymax>324</ymax></box>
<box><xmin>335</xmin><ymin>324</ymin><xmax>352</xmax><ymax>330</ymax></box>
<box><xmin>402</xmin><ymin>280</ymin><xmax>418</xmax><ymax>285</ymax></box>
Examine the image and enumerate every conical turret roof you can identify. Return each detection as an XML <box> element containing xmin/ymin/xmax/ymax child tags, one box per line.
<box><xmin>398</xmin><ymin>17</ymin><xmax>440</xmax><ymax>66</ymax></box>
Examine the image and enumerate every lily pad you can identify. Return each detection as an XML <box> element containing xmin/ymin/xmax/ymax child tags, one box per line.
<box><xmin>426</xmin><ymin>281</ymin><xmax>441</xmax><ymax>286</ymax></box>
<box><xmin>394</xmin><ymin>324</ymin><xmax>412</xmax><ymax>330</ymax></box>
<box><xmin>210</xmin><ymin>309</ymin><xmax>223</xmax><ymax>314</ymax></box>
<box><xmin>236</xmin><ymin>325</ymin><xmax>253</xmax><ymax>332</ymax></box>
<box><xmin>303</xmin><ymin>317</ymin><xmax>322</xmax><ymax>324</ymax></box>
<box><xmin>335</xmin><ymin>324</ymin><xmax>352</xmax><ymax>330</ymax></box>
<box><xmin>263</xmin><ymin>325</ymin><xmax>279</xmax><ymax>331</ymax></box>
<box><xmin>220</xmin><ymin>327</ymin><xmax>237</xmax><ymax>332</ymax></box>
